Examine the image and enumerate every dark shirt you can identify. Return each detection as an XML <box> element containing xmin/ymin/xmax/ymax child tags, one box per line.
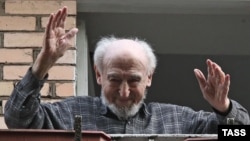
<box><xmin>4</xmin><ymin>68</ymin><xmax>250</xmax><ymax>134</ymax></box>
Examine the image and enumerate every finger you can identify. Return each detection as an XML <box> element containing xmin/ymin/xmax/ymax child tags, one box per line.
<box><xmin>57</xmin><ymin>28</ymin><xmax>78</xmax><ymax>50</ymax></box>
<box><xmin>63</xmin><ymin>28</ymin><xmax>78</xmax><ymax>40</ymax></box>
<box><xmin>52</xmin><ymin>8</ymin><xmax>62</xmax><ymax>29</ymax></box>
<box><xmin>57</xmin><ymin>7</ymin><xmax>67</xmax><ymax>28</ymax></box>
<box><xmin>45</xmin><ymin>14</ymin><xmax>54</xmax><ymax>39</ymax></box>
<box><xmin>56</xmin><ymin>7</ymin><xmax>67</xmax><ymax>28</ymax></box>
<box><xmin>215</xmin><ymin>66</ymin><xmax>225</xmax><ymax>84</ymax></box>
<box><xmin>221</xmin><ymin>74</ymin><xmax>230</xmax><ymax>98</ymax></box>
<box><xmin>212</xmin><ymin>61</ymin><xmax>225</xmax><ymax>83</ymax></box>
<box><xmin>225</xmin><ymin>74</ymin><xmax>230</xmax><ymax>87</ymax></box>
<box><xmin>194</xmin><ymin>69</ymin><xmax>207</xmax><ymax>89</ymax></box>
<box><xmin>207</xmin><ymin>59</ymin><xmax>214</xmax><ymax>77</ymax></box>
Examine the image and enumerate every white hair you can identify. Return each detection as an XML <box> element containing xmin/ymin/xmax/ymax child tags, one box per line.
<box><xmin>100</xmin><ymin>89</ymin><xmax>147</xmax><ymax>120</ymax></box>
<box><xmin>93</xmin><ymin>36</ymin><xmax>157</xmax><ymax>75</ymax></box>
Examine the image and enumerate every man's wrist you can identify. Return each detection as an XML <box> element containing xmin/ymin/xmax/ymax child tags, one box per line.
<box><xmin>212</xmin><ymin>100</ymin><xmax>232</xmax><ymax>116</ymax></box>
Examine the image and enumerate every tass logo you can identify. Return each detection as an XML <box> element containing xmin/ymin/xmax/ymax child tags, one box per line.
<box><xmin>221</xmin><ymin>128</ymin><xmax>246</xmax><ymax>136</ymax></box>
<box><xmin>218</xmin><ymin>125</ymin><xmax>249</xmax><ymax>140</ymax></box>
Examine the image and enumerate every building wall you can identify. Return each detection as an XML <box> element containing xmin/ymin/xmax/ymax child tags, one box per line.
<box><xmin>0</xmin><ymin>0</ymin><xmax>77</xmax><ymax>129</ymax></box>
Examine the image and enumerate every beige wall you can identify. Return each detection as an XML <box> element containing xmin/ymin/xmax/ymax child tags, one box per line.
<box><xmin>0</xmin><ymin>0</ymin><xmax>77</xmax><ymax>129</ymax></box>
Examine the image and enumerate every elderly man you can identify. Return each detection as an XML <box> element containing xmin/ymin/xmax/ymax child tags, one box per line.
<box><xmin>4</xmin><ymin>7</ymin><xmax>250</xmax><ymax>134</ymax></box>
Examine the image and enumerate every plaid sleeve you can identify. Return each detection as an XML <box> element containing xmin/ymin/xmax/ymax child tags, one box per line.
<box><xmin>4</xmin><ymin>67</ymin><xmax>47</xmax><ymax>129</ymax></box>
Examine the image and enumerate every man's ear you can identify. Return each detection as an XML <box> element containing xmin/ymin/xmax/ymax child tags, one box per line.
<box><xmin>94</xmin><ymin>65</ymin><xmax>102</xmax><ymax>85</ymax></box>
<box><xmin>146</xmin><ymin>72</ymin><xmax>153</xmax><ymax>87</ymax></box>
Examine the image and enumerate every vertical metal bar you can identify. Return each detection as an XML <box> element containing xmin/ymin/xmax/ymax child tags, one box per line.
<box><xmin>74</xmin><ymin>115</ymin><xmax>82</xmax><ymax>141</ymax></box>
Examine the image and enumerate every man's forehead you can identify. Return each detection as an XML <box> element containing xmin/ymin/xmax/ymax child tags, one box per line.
<box><xmin>107</xmin><ymin>71</ymin><xmax>143</xmax><ymax>77</ymax></box>
<box><xmin>102</xmin><ymin>39</ymin><xmax>149</xmax><ymax>73</ymax></box>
